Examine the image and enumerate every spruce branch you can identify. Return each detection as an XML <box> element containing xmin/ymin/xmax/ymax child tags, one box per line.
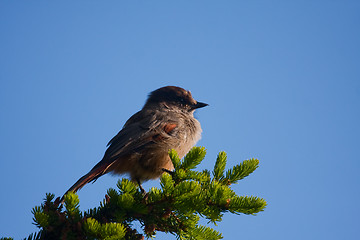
<box><xmin>179</xmin><ymin>146</ymin><xmax>206</xmax><ymax>170</ymax></box>
<box><xmin>213</xmin><ymin>151</ymin><xmax>227</xmax><ymax>181</ymax></box>
<box><xmin>16</xmin><ymin>147</ymin><xmax>266</xmax><ymax>240</ymax></box>
<box><xmin>223</xmin><ymin>158</ymin><xmax>259</xmax><ymax>185</ymax></box>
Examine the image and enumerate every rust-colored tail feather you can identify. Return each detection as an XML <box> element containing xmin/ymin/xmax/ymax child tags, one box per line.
<box><xmin>61</xmin><ymin>162</ymin><xmax>110</xmax><ymax>202</ymax></box>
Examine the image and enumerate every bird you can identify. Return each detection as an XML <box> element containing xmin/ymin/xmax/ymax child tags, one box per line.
<box><xmin>63</xmin><ymin>86</ymin><xmax>208</xmax><ymax>198</ymax></box>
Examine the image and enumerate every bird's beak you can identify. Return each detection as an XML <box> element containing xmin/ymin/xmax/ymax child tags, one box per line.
<box><xmin>192</xmin><ymin>101</ymin><xmax>209</xmax><ymax>109</ymax></box>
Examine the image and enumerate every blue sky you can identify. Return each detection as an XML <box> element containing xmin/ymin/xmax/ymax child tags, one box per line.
<box><xmin>1</xmin><ymin>1</ymin><xmax>359</xmax><ymax>239</ymax></box>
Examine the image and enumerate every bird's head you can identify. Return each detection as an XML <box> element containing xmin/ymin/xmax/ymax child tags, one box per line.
<box><xmin>144</xmin><ymin>86</ymin><xmax>208</xmax><ymax>112</ymax></box>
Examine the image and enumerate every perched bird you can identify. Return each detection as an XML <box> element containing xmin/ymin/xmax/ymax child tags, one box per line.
<box><xmin>63</xmin><ymin>86</ymin><xmax>207</xmax><ymax>197</ymax></box>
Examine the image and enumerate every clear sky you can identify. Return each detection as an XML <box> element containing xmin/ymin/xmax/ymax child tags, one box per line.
<box><xmin>1</xmin><ymin>1</ymin><xmax>359</xmax><ymax>239</ymax></box>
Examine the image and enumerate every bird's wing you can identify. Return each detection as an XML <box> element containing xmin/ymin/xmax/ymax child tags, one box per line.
<box><xmin>63</xmin><ymin>109</ymin><xmax>178</xmax><ymax>195</ymax></box>
<box><xmin>64</xmin><ymin>110</ymin><xmax>178</xmax><ymax>194</ymax></box>
<box><xmin>102</xmin><ymin>109</ymin><xmax>177</xmax><ymax>163</ymax></box>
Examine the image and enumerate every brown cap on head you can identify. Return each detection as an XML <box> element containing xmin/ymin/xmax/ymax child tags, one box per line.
<box><xmin>144</xmin><ymin>86</ymin><xmax>208</xmax><ymax>111</ymax></box>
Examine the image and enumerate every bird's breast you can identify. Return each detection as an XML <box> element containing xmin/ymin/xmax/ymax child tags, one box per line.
<box><xmin>174</xmin><ymin>116</ymin><xmax>202</xmax><ymax>158</ymax></box>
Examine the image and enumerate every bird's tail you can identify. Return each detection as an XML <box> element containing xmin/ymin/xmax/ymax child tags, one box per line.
<box><xmin>61</xmin><ymin>162</ymin><xmax>111</xmax><ymax>202</ymax></box>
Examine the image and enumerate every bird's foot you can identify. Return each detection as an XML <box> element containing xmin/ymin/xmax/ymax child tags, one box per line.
<box><xmin>136</xmin><ymin>179</ymin><xmax>148</xmax><ymax>200</ymax></box>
